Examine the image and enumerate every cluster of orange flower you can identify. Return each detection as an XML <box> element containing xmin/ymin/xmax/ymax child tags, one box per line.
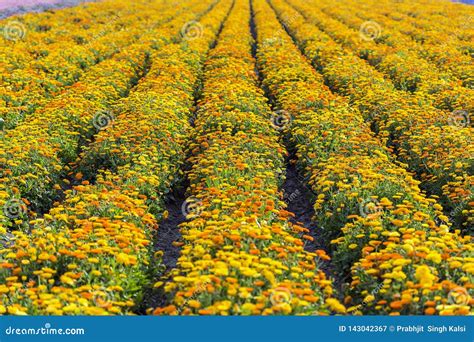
<box><xmin>0</xmin><ymin>0</ymin><xmax>214</xmax><ymax>230</ymax></box>
<box><xmin>153</xmin><ymin>0</ymin><xmax>343</xmax><ymax>316</ymax></box>
<box><xmin>256</xmin><ymin>0</ymin><xmax>472</xmax><ymax>315</ymax></box>
<box><xmin>316</xmin><ymin>0</ymin><xmax>473</xmax><ymax>89</ymax></box>
<box><xmin>0</xmin><ymin>0</ymin><xmax>472</xmax><ymax>316</ymax></box>
<box><xmin>0</xmin><ymin>0</ymin><xmax>223</xmax><ymax>315</ymax></box>
<box><xmin>281</xmin><ymin>0</ymin><xmax>473</xmax><ymax>231</ymax></box>
<box><xmin>0</xmin><ymin>0</ymin><xmax>194</xmax><ymax>129</ymax></box>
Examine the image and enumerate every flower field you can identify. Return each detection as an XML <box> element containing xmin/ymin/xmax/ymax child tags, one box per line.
<box><xmin>0</xmin><ymin>0</ymin><xmax>472</xmax><ymax>316</ymax></box>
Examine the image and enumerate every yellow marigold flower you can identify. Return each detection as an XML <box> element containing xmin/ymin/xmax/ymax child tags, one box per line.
<box><xmin>426</xmin><ymin>252</ymin><xmax>442</xmax><ymax>264</ymax></box>
<box><xmin>449</xmin><ymin>261</ymin><xmax>462</xmax><ymax>269</ymax></box>
<box><xmin>173</xmin><ymin>276</ymin><xmax>186</xmax><ymax>283</ymax></box>
<box><xmin>188</xmin><ymin>300</ymin><xmax>201</xmax><ymax>309</ymax></box>
<box><xmin>262</xmin><ymin>269</ymin><xmax>275</xmax><ymax>285</ymax></box>
<box><xmin>364</xmin><ymin>295</ymin><xmax>375</xmax><ymax>303</ymax></box>
<box><xmin>392</xmin><ymin>271</ymin><xmax>407</xmax><ymax>281</ymax></box>
<box><xmin>379</xmin><ymin>198</ymin><xmax>392</xmax><ymax>206</ymax></box>
<box><xmin>393</xmin><ymin>259</ymin><xmax>411</xmax><ymax>266</ymax></box>
<box><xmin>116</xmin><ymin>253</ymin><xmax>130</xmax><ymax>265</ymax></box>
<box><xmin>241</xmin><ymin>303</ymin><xmax>255</xmax><ymax>313</ymax></box>
<box><xmin>216</xmin><ymin>301</ymin><xmax>232</xmax><ymax>311</ymax></box>
<box><xmin>325</xmin><ymin>298</ymin><xmax>346</xmax><ymax>313</ymax></box>
<box><xmin>60</xmin><ymin>275</ymin><xmax>75</xmax><ymax>286</ymax></box>
<box><xmin>415</xmin><ymin>265</ymin><xmax>435</xmax><ymax>288</ymax></box>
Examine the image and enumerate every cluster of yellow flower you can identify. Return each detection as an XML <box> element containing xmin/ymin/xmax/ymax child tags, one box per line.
<box><xmin>0</xmin><ymin>186</ymin><xmax>157</xmax><ymax>315</ymax></box>
<box><xmin>0</xmin><ymin>0</ymin><xmax>193</xmax><ymax>129</ymax></box>
<box><xmin>364</xmin><ymin>0</ymin><xmax>473</xmax><ymax>62</ymax></box>
<box><xmin>255</xmin><ymin>0</ymin><xmax>472</xmax><ymax>315</ymax></box>
<box><xmin>0</xmin><ymin>0</ymin><xmax>215</xmax><ymax>231</ymax></box>
<box><xmin>292</xmin><ymin>0</ymin><xmax>473</xmax><ymax>114</ymax></box>
<box><xmin>314</xmin><ymin>0</ymin><xmax>473</xmax><ymax>89</ymax></box>
<box><xmin>0</xmin><ymin>0</ymin><xmax>230</xmax><ymax>315</ymax></box>
<box><xmin>153</xmin><ymin>0</ymin><xmax>343</xmax><ymax>316</ymax></box>
<box><xmin>276</xmin><ymin>0</ymin><xmax>473</xmax><ymax>231</ymax></box>
<box><xmin>0</xmin><ymin>0</ymin><xmax>472</xmax><ymax>316</ymax></box>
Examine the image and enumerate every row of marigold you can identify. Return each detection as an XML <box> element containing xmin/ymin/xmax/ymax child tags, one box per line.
<box><xmin>0</xmin><ymin>0</ymin><xmax>192</xmax><ymax>129</ymax></box>
<box><xmin>0</xmin><ymin>0</ymin><xmax>218</xmax><ymax>231</ymax></box>
<box><xmin>153</xmin><ymin>0</ymin><xmax>344</xmax><ymax>315</ymax></box>
<box><xmin>286</xmin><ymin>0</ymin><xmax>474</xmax><ymax>116</ymax></box>
<box><xmin>276</xmin><ymin>0</ymin><xmax>473</xmax><ymax>232</ymax></box>
<box><xmin>0</xmin><ymin>0</ymin><xmax>234</xmax><ymax>315</ymax></box>
<box><xmin>310</xmin><ymin>0</ymin><xmax>473</xmax><ymax>89</ymax></box>
<box><xmin>366</xmin><ymin>0</ymin><xmax>473</xmax><ymax>52</ymax></box>
<box><xmin>254</xmin><ymin>0</ymin><xmax>473</xmax><ymax>315</ymax></box>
